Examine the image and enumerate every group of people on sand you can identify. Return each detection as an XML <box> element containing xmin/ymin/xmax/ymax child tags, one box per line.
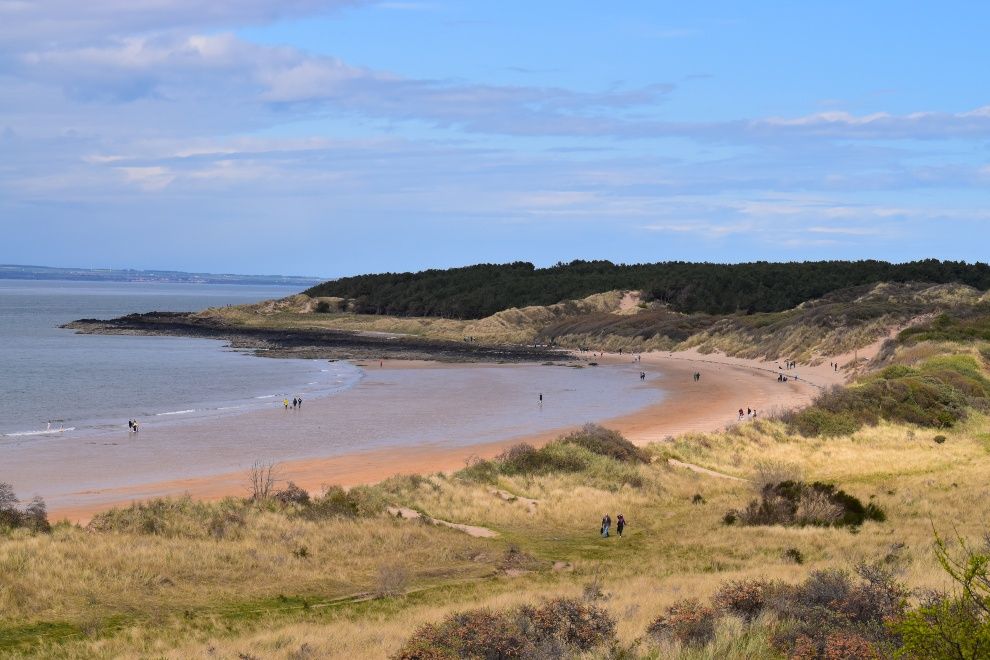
<box><xmin>828</xmin><ymin>361</ymin><xmax>840</xmax><ymax>372</ymax></box>
<box><xmin>283</xmin><ymin>397</ymin><xmax>303</xmax><ymax>410</ymax></box>
<box><xmin>127</xmin><ymin>419</ymin><xmax>139</xmax><ymax>433</ymax></box>
<box><xmin>600</xmin><ymin>513</ymin><xmax>626</xmax><ymax>538</ymax></box>
<box><xmin>692</xmin><ymin>372</ymin><xmax>701</xmax><ymax>382</ymax></box>
<box><xmin>738</xmin><ymin>407</ymin><xmax>758</xmax><ymax>420</ymax></box>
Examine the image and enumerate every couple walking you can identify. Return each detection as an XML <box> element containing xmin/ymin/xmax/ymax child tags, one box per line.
<box><xmin>600</xmin><ymin>513</ymin><xmax>627</xmax><ymax>538</ymax></box>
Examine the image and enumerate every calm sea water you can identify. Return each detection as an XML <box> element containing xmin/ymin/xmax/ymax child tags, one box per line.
<box><xmin>0</xmin><ymin>280</ymin><xmax>360</xmax><ymax>437</ymax></box>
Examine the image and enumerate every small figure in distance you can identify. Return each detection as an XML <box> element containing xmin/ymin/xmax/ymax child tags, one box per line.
<box><xmin>616</xmin><ymin>513</ymin><xmax>626</xmax><ymax>537</ymax></box>
<box><xmin>539</xmin><ymin>393</ymin><xmax>543</xmax><ymax>405</ymax></box>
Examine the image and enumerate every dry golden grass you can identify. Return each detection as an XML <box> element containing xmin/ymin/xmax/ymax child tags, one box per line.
<box><xmin>5</xmin><ymin>343</ymin><xmax>990</xmax><ymax>657</ymax></box>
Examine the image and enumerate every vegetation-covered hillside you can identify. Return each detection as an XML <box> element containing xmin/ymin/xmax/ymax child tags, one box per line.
<box><xmin>305</xmin><ymin>259</ymin><xmax>990</xmax><ymax>319</ymax></box>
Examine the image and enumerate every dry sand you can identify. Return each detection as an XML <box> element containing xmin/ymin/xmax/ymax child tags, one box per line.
<box><xmin>41</xmin><ymin>343</ymin><xmax>855</xmax><ymax>524</ymax></box>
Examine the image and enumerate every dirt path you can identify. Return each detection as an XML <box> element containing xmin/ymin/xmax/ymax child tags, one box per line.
<box><xmin>490</xmin><ymin>488</ymin><xmax>539</xmax><ymax>514</ymax></box>
<box><xmin>667</xmin><ymin>458</ymin><xmax>751</xmax><ymax>482</ymax></box>
<box><xmin>386</xmin><ymin>506</ymin><xmax>499</xmax><ymax>538</ymax></box>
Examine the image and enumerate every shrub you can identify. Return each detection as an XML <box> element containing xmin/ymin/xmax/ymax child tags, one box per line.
<box><xmin>0</xmin><ymin>484</ymin><xmax>50</xmax><ymax>533</ymax></box>
<box><xmin>786</xmin><ymin>354</ymin><xmax>990</xmax><ymax>438</ymax></box>
<box><xmin>314</xmin><ymin>300</ymin><xmax>332</xmax><ymax>313</ymax></box>
<box><xmin>301</xmin><ymin>486</ymin><xmax>361</xmax><ymax>520</ymax></box>
<box><xmin>727</xmin><ymin>481</ymin><xmax>884</xmax><ymax>528</ymax></box>
<box><xmin>650</xmin><ymin>563</ymin><xmax>905</xmax><ymax>657</ymax></box>
<box><xmin>519</xmin><ymin>597</ymin><xmax>617</xmax><ymax>652</ymax></box>
<box><xmin>784</xmin><ymin>547</ymin><xmax>805</xmax><ymax>564</ymax></box>
<box><xmin>274</xmin><ymin>481</ymin><xmax>311</xmax><ymax>506</ymax></box>
<box><xmin>895</xmin><ymin>532</ymin><xmax>990</xmax><ymax>659</ymax></box>
<box><xmin>713</xmin><ymin>579</ymin><xmax>777</xmax><ymax>622</ymax></box>
<box><xmin>557</xmin><ymin>424</ymin><xmax>648</xmax><ymax>463</ymax></box>
<box><xmin>394</xmin><ymin>598</ymin><xmax>616</xmax><ymax>659</ymax></box>
<box><xmin>934</xmin><ymin>434</ymin><xmax>947</xmax><ymax>444</ymax></box>
<box><xmin>647</xmin><ymin>599</ymin><xmax>716</xmax><ymax>647</ymax></box>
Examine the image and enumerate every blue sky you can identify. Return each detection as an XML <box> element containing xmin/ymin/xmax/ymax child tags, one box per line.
<box><xmin>1</xmin><ymin>1</ymin><xmax>988</xmax><ymax>277</ymax></box>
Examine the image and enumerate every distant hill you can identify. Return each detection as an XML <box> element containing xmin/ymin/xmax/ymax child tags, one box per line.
<box><xmin>0</xmin><ymin>264</ymin><xmax>322</xmax><ymax>287</ymax></box>
<box><xmin>304</xmin><ymin>259</ymin><xmax>990</xmax><ymax>319</ymax></box>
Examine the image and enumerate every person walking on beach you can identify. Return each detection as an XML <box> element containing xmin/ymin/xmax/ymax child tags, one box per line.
<box><xmin>283</xmin><ymin>398</ymin><xmax>289</xmax><ymax>410</ymax></box>
<box><xmin>297</xmin><ymin>396</ymin><xmax>302</xmax><ymax>408</ymax></box>
<box><xmin>127</xmin><ymin>419</ymin><xmax>133</xmax><ymax>433</ymax></box>
<box><xmin>539</xmin><ymin>393</ymin><xmax>543</xmax><ymax>405</ymax></box>
<box><xmin>132</xmin><ymin>419</ymin><xmax>139</xmax><ymax>433</ymax></box>
<box><xmin>616</xmin><ymin>514</ymin><xmax>626</xmax><ymax>537</ymax></box>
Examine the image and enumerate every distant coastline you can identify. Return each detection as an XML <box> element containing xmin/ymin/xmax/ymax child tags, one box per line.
<box><xmin>0</xmin><ymin>264</ymin><xmax>322</xmax><ymax>287</ymax></box>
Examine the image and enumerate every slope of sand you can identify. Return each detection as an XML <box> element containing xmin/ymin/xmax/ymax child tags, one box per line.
<box><xmin>41</xmin><ymin>344</ymin><xmax>852</xmax><ymax>524</ymax></box>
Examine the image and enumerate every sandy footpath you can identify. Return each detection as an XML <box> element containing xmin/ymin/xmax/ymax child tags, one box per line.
<box><xmin>47</xmin><ymin>347</ymin><xmax>854</xmax><ymax>524</ymax></box>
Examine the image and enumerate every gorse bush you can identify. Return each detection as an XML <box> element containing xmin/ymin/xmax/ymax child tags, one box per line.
<box><xmin>0</xmin><ymin>483</ymin><xmax>50</xmax><ymax>533</ymax></box>
<box><xmin>394</xmin><ymin>597</ymin><xmax>616</xmax><ymax>659</ymax></box>
<box><xmin>785</xmin><ymin>355</ymin><xmax>990</xmax><ymax>437</ymax></box>
<box><xmin>647</xmin><ymin>564</ymin><xmax>907</xmax><ymax>658</ymax></box>
<box><xmin>726</xmin><ymin>481</ymin><xmax>885</xmax><ymax>528</ymax></box>
<box><xmin>557</xmin><ymin>424</ymin><xmax>649</xmax><ymax>463</ymax></box>
<box><xmin>457</xmin><ymin>426</ymin><xmax>647</xmax><ymax>489</ymax></box>
<box><xmin>647</xmin><ymin>598</ymin><xmax>717</xmax><ymax>647</ymax></box>
<box><xmin>899</xmin><ymin>308</ymin><xmax>990</xmax><ymax>344</ymax></box>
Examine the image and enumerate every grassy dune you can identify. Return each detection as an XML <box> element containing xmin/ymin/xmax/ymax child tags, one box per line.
<box><xmin>3</xmin><ymin>414</ymin><xmax>989</xmax><ymax>656</ymax></box>
<box><xmin>4</xmin><ymin>329</ymin><xmax>990</xmax><ymax>657</ymax></box>
<box><xmin>196</xmin><ymin>282</ymin><xmax>989</xmax><ymax>362</ymax></box>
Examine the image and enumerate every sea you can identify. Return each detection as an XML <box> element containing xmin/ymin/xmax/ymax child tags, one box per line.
<box><xmin>0</xmin><ymin>280</ymin><xmax>360</xmax><ymax>438</ymax></box>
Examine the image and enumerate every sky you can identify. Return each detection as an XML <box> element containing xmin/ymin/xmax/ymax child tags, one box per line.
<box><xmin>1</xmin><ymin>1</ymin><xmax>988</xmax><ymax>277</ymax></box>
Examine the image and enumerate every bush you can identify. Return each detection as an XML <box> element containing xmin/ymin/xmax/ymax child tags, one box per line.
<box><xmin>647</xmin><ymin>599</ymin><xmax>716</xmax><ymax>647</ymax></box>
<box><xmin>0</xmin><ymin>484</ymin><xmax>51</xmax><ymax>533</ymax></box>
<box><xmin>785</xmin><ymin>354</ymin><xmax>990</xmax><ymax>438</ymax></box>
<box><xmin>300</xmin><ymin>486</ymin><xmax>361</xmax><ymax>520</ymax></box>
<box><xmin>394</xmin><ymin>598</ymin><xmax>616</xmax><ymax>659</ymax></box>
<box><xmin>457</xmin><ymin>432</ymin><xmax>646</xmax><ymax>489</ymax></box>
<box><xmin>895</xmin><ymin>532</ymin><xmax>990</xmax><ymax>659</ymax></box>
<box><xmin>727</xmin><ymin>481</ymin><xmax>884</xmax><ymax>528</ymax></box>
<box><xmin>646</xmin><ymin>563</ymin><xmax>906</xmax><ymax>657</ymax></box>
<box><xmin>934</xmin><ymin>434</ymin><xmax>947</xmax><ymax>444</ymax></box>
<box><xmin>557</xmin><ymin>424</ymin><xmax>648</xmax><ymax>463</ymax></box>
<box><xmin>713</xmin><ymin>579</ymin><xmax>777</xmax><ymax>622</ymax></box>
<box><xmin>274</xmin><ymin>481</ymin><xmax>311</xmax><ymax>506</ymax></box>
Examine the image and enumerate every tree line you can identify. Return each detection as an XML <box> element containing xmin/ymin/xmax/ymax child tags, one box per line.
<box><xmin>304</xmin><ymin>259</ymin><xmax>990</xmax><ymax>319</ymax></box>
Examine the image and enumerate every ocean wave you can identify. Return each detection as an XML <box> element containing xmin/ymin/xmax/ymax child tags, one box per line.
<box><xmin>155</xmin><ymin>409</ymin><xmax>195</xmax><ymax>416</ymax></box>
<box><xmin>255</xmin><ymin>394</ymin><xmax>278</xmax><ymax>399</ymax></box>
<box><xmin>4</xmin><ymin>427</ymin><xmax>76</xmax><ymax>437</ymax></box>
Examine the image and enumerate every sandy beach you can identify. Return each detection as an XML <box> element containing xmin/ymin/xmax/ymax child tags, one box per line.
<box><xmin>25</xmin><ymin>344</ymin><xmax>858</xmax><ymax>524</ymax></box>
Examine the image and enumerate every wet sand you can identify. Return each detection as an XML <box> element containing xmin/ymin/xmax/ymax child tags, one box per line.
<box><xmin>33</xmin><ymin>349</ymin><xmax>836</xmax><ymax>524</ymax></box>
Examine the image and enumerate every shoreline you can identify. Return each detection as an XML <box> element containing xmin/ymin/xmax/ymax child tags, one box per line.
<box><xmin>44</xmin><ymin>348</ymin><xmax>839</xmax><ymax>524</ymax></box>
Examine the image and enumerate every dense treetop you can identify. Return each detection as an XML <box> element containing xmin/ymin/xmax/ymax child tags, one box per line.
<box><xmin>304</xmin><ymin>259</ymin><xmax>990</xmax><ymax>319</ymax></box>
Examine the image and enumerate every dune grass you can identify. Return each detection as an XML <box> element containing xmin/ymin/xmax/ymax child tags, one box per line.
<box><xmin>4</xmin><ymin>345</ymin><xmax>990</xmax><ymax>657</ymax></box>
